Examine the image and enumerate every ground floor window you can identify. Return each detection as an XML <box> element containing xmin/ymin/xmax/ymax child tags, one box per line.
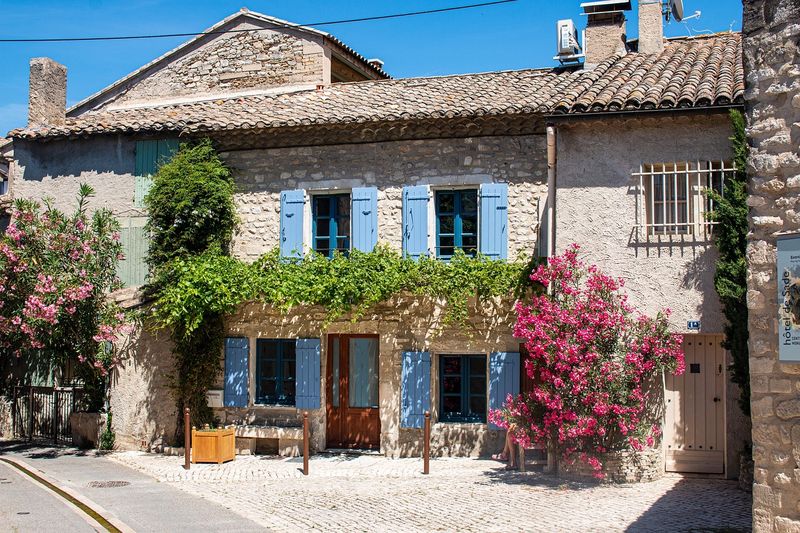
<box><xmin>439</xmin><ymin>354</ymin><xmax>486</xmax><ymax>423</ymax></box>
<box><xmin>256</xmin><ymin>339</ymin><xmax>296</xmax><ymax>406</ymax></box>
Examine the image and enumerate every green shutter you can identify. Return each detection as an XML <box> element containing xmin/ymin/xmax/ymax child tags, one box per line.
<box><xmin>117</xmin><ymin>217</ymin><xmax>149</xmax><ymax>287</ymax></box>
<box><xmin>134</xmin><ymin>139</ymin><xmax>179</xmax><ymax>208</ymax></box>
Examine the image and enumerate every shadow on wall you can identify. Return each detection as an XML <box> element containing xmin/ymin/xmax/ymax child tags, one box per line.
<box><xmin>679</xmin><ymin>244</ymin><xmax>721</xmax><ymax>330</ymax></box>
<box><xmin>15</xmin><ymin>137</ymin><xmax>135</xmax><ymax>182</ymax></box>
<box><xmin>110</xmin><ymin>319</ymin><xmax>178</xmax><ymax>450</ymax></box>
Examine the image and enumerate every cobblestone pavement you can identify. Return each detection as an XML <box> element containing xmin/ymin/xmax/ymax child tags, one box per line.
<box><xmin>110</xmin><ymin>452</ymin><xmax>752</xmax><ymax>532</ymax></box>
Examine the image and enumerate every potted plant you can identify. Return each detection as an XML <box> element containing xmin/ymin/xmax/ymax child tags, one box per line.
<box><xmin>191</xmin><ymin>424</ymin><xmax>235</xmax><ymax>464</ymax></box>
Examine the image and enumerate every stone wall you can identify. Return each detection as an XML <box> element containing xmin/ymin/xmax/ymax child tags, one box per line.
<box><xmin>742</xmin><ymin>0</ymin><xmax>800</xmax><ymax>530</ymax></box>
<box><xmin>555</xmin><ymin>112</ymin><xmax>749</xmax><ymax>479</ymax></box>
<box><xmin>0</xmin><ymin>396</ymin><xmax>11</xmax><ymax>440</ymax></box>
<box><xmin>219</xmin><ymin>294</ymin><xmax>518</xmax><ymax>458</ymax></box>
<box><xmin>558</xmin><ymin>445</ymin><xmax>664</xmax><ymax>484</ymax></box>
<box><xmin>74</xmin><ymin>17</ymin><xmax>330</xmax><ymax>113</ymax></box>
<box><xmin>226</xmin><ymin>135</ymin><xmax>547</xmax><ymax>262</ymax></box>
<box><xmin>108</xmin><ymin>318</ymin><xmax>177</xmax><ymax>451</ymax></box>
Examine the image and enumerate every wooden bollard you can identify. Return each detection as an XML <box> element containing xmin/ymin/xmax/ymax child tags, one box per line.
<box><xmin>303</xmin><ymin>411</ymin><xmax>309</xmax><ymax>476</ymax></box>
<box><xmin>423</xmin><ymin>410</ymin><xmax>431</xmax><ymax>475</ymax></box>
<box><xmin>183</xmin><ymin>407</ymin><xmax>190</xmax><ymax>470</ymax></box>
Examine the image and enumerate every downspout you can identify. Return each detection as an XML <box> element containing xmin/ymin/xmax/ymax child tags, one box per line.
<box><xmin>546</xmin><ymin>124</ymin><xmax>557</xmax><ymax>258</ymax></box>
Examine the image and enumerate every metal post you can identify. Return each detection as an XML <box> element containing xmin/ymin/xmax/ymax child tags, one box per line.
<box><xmin>423</xmin><ymin>411</ymin><xmax>431</xmax><ymax>475</ymax></box>
<box><xmin>53</xmin><ymin>390</ymin><xmax>59</xmax><ymax>444</ymax></box>
<box><xmin>303</xmin><ymin>411</ymin><xmax>309</xmax><ymax>476</ymax></box>
<box><xmin>183</xmin><ymin>407</ymin><xmax>190</xmax><ymax>470</ymax></box>
<box><xmin>27</xmin><ymin>387</ymin><xmax>33</xmax><ymax>442</ymax></box>
<box><xmin>11</xmin><ymin>386</ymin><xmax>17</xmax><ymax>438</ymax></box>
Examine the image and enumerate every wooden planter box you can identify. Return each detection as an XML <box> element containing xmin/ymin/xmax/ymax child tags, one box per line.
<box><xmin>191</xmin><ymin>427</ymin><xmax>235</xmax><ymax>464</ymax></box>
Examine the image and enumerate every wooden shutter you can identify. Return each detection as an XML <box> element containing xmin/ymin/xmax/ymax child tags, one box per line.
<box><xmin>117</xmin><ymin>217</ymin><xmax>149</xmax><ymax>287</ymax></box>
<box><xmin>134</xmin><ymin>139</ymin><xmax>179</xmax><ymax>207</ymax></box>
<box><xmin>488</xmin><ymin>351</ymin><xmax>520</xmax><ymax>429</ymax></box>
<box><xmin>351</xmin><ymin>187</ymin><xmax>378</xmax><ymax>252</ymax></box>
<box><xmin>479</xmin><ymin>183</ymin><xmax>509</xmax><ymax>260</ymax></box>
<box><xmin>295</xmin><ymin>338</ymin><xmax>321</xmax><ymax>409</ymax></box>
<box><xmin>402</xmin><ymin>185</ymin><xmax>429</xmax><ymax>260</ymax></box>
<box><xmin>400</xmin><ymin>351</ymin><xmax>431</xmax><ymax>428</ymax></box>
<box><xmin>224</xmin><ymin>337</ymin><xmax>249</xmax><ymax>408</ymax></box>
<box><xmin>280</xmin><ymin>189</ymin><xmax>305</xmax><ymax>258</ymax></box>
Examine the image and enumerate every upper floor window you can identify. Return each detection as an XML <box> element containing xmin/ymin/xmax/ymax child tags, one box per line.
<box><xmin>134</xmin><ymin>139</ymin><xmax>179</xmax><ymax>207</ymax></box>
<box><xmin>635</xmin><ymin>161</ymin><xmax>733</xmax><ymax>238</ymax></box>
<box><xmin>435</xmin><ymin>189</ymin><xmax>478</xmax><ymax>259</ymax></box>
<box><xmin>256</xmin><ymin>339</ymin><xmax>296</xmax><ymax>406</ymax></box>
<box><xmin>313</xmin><ymin>194</ymin><xmax>351</xmax><ymax>258</ymax></box>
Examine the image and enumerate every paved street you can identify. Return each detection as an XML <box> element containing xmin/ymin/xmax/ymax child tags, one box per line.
<box><xmin>0</xmin><ymin>442</ymin><xmax>263</xmax><ymax>533</ymax></box>
<box><xmin>109</xmin><ymin>450</ymin><xmax>753</xmax><ymax>533</ymax></box>
<box><xmin>0</xmin><ymin>460</ymin><xmax>96</xmax><ymax>533</ymax></box>
<box><xmin>0</xmin><ymin>442</ymin><xmax>753</xmax><ymax>532</ymax></box>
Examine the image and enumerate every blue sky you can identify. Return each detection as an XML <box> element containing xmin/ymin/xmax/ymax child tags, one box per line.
<box><xmin>0</xmin><ymin>0</ymin><xmax>742</xmax><ymax>135</ymax></box>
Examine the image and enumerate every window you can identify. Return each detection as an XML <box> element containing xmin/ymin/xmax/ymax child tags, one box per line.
<box><xmin>439</xmin><ymin>354</ymin><xmax>486</xmax><ymax>423</ymax></box>
<box><xmin>117</xmin><ymin>216</ymin><xmax>148</xmax><ymax>287</ymax></box>
<box><xmin>134</xmin><ymin>139</ymin><xmax>179</xmax><ymax>207</ymax></box>
<box><xmin>313</xmin><ymin>194</ymin><xmax>351</xmax><ymax>258</ymax></box>
<box><xmin>435</xmin><ymin>190</ymin><xmax>478</xmax><ymax>258</ymax></box>
<box><xmin>256</xmin><ymin>339</ymin><xmax>296</xmax><ymax>406</ymax></box>
<box><xmin>635</xmin><ymin>161</ymin><xmax>733</xmax><ymax>237</ymax></box>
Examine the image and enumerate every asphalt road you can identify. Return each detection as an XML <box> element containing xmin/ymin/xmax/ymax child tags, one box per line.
<box><xmin>0</xmin><ymin>460</ymin><xmax>97</xmax><ymax>533</ymax></box>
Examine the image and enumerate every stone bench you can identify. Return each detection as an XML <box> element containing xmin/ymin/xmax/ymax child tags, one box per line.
<box><xmin>234</xmin><ymin>425</ymin><xmax>303</xmax><ymax>457</ymax></box>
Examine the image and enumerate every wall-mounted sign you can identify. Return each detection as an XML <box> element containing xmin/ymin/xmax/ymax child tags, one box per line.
<box><xmin>778</xmin><ymin>234</ymin><xmax>800</xmax><ymax>362</ymax></box>
<box><xmin>687</xmin><ymin>320</ymin><xmax>701</xmax><ymax>331</ymax></box>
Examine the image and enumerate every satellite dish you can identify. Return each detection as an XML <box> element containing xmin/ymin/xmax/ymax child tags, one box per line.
<box><xmin>670</xmin><ymin>0</ymin><xmax>684</xmax><ymax>22</ymax></box>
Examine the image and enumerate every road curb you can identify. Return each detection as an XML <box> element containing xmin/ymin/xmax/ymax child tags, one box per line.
<box><xmin>0</xmin><ymin>456</ymin><xmax>135</xmax><ymax>533</ymax></box>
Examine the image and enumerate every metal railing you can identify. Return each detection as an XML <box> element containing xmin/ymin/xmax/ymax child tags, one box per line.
<box><xmin>12</xmin><ymin>385</ymin><xmax>84</xmax><ymax>444</ymax></box>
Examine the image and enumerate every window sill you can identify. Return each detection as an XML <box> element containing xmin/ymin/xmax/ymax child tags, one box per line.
<box><xmin>435</xmin><ymin>421</ymin><xmax>488</xmax><ymax>429</ymax></box>
<box><xmin>251</xmin><ymin>403</ymin><xmax>297</xmax><ymax>411</ymax></box>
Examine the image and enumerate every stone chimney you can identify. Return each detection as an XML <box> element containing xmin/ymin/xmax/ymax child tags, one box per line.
<box><xmin>28</xmin><ymin>57</ymin><xmax>67</xmax><ymax>127</ymax></box>
<box><xmin>638</xmin><ymin>0</ymin><xmax>665</xmax><ymax>55</ymax></box>
<box><xmin>368</xmin><ymin>58</ymin><xmax>385</xmax><ymax>70</ymax></box>
<box><xmin>582</xmin><ymin>1</ymin><xmax>631</xmax><ymax>66</ymax></box>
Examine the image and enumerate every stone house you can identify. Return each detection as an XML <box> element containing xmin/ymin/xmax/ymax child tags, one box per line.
<box><xmin>4</xmin><ymin>3</ymin><xmax>749</xmax><ymax>479</ymax></box>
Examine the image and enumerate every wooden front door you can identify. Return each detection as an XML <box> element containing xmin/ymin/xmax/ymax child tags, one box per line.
<box><xmin>664</xmin><ymin>334</ymin><xmax>725</xmax><ymax>474</ymax></box>
<box><xmin>326</xmin><ymin>335</ymin><xmax>381</xmax><ymax>450</ymax></box>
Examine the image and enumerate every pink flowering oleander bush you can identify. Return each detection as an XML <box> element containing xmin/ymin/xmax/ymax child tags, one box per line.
<box><xmin>489</xmin><ymin>244</ymin><xmax>684</xmax><ymax>478</ymax></box>
<box><xmin>0</xmin><ymin>185</ymin><xmax>128</xmax><ymax>407</ymax></box>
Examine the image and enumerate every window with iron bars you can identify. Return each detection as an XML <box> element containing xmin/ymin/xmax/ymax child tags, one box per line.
<box><xmin>634</xmin><ymin>161</ymin><xmax>734</xmax><ymax>238</ymax></box>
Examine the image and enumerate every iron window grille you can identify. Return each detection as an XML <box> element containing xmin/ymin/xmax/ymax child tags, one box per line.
<box><xmin>435</xmin><ymin>189</ymin><xmax>478</xmax><ymax>259</ymax></box>
<box><xmin>439</xmin><ymin>354</ymin><xmax>487</xmax><ymax>423</ymax></box>
<box><xmin>312</xmin><ymin>194</ymin><xmax>351</xmax><ymax>258</ymax></box>
<box><xmin>634</xmin><ymin>161</ymin><xmax>734</xmax><ymax>238</ymax></box>
<box><xmin>255</xmin><ymin>339</ymin><xmax>296</xmax><ymax>406</ymax></box>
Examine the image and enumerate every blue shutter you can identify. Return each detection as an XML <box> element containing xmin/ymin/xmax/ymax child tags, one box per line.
<box><xmin>296</xmin><ymin>338</ymin><xmax>321</xmax><ymax>409</ymax></box>
<box><xmin>402</xmin><ymin>185</ymin><xmax>429</xmax><ymax>260</ymax></box>
<box><xmin>479</xmin><ymin>183</ymin><xmax>508</xmax><ymax>260</ymax></box>
<box><xmin>488</xmin><ymin>352</ymin><xmax>520</xmax><ymax>429</ymax></box>
<box><xmin>400</xmin><ymin>351</ymin><xmax>431</xmax><ymax>428</ymax></box>
<box><xmin>351</xmin><ymin>187</ymin><xmax>378</xmax><ymax>252</ymax></box>
<box><xmin>280</xmin><ymin>189</ymin><xmax>305</xmax><ymax>258</ymax></box>
<box><xmin>224</xmin><ymin>337</ymin><xmax>249</xmax><ymax>408</ymax></box>
<box><xmin>134</xmin><ymin>139</ymin><xmax>179</xmax><ymax>207</ymax></box>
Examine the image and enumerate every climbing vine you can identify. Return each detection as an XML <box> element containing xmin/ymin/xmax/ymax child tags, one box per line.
<box><xmin>145</xmin><ymin>139</ymin><xmax>236</xmax><ymax>434</ymax></box>
<box><xmin>152</xmin><ymin>246</ymin><xmax>531</xmax><ymax>337</ymax></box>
<box><xmin>706</xmin><ymin>109</ymin><xmax>750</xmax><ymax>415</ymax></box>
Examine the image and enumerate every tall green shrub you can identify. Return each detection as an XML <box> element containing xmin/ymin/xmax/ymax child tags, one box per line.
<box><xmin>145</xmin><ymin>139</ymin><xmax>236</xmax><ymax>436</ymax></box>
<box><xmin>706</xmin><ymin>109</ymin><xmax>750</xmax><ymax>415</ymax></box>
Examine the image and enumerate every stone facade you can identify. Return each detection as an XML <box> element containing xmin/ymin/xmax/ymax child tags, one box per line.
<box><xmin>108</xmin><ymin>23</ymin><xmax>327</xmax><ymax>109</ymax></box>
<box><xmin>742</xmin><ymin>0</ymin><xmax>800</xmax><ymax>530</ymax></box>
<box><xmin>227</xmin><ymin>135</ymin><xmax>547</xmax><ymax>261</ymax></box>
<box><xmin>555</xmin><ymin>112</ymin><xmax>750</xmax><ymax>479</ymax></box>
<box><xmin>217</xmin><ymin>295</ymin><xmax>517</xmax><ymax>458</ymax></box>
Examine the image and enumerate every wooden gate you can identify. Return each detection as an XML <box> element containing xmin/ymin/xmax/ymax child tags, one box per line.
<box><xmin>664</xmin><ymin>334</ymin><xmax>725</xmax><ymax>474</ymax></box>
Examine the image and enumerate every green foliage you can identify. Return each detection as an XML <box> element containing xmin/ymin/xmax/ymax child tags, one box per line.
<box><xmin>144</xmin><ymin>139</ymin><xmax>238</xmax><ymax>437</ymax></box>
<box><xmin>99</xmin><ymin>412</ymin><xmax>115</xmax><ymax>451</ymax></box>
<box><xmin>152</xmin><ymin>246</ymin><xmax>532</xmax><ymax>338</ymax></box>
<box><xmin>145</xmin><ymin>138</ymin><xmax>237</xmax><ymax>270</ymax></box>
<box><xmin>706</xmin><ymin>109</ymin><xmax>750</xmax><ymax>415</ymax></box>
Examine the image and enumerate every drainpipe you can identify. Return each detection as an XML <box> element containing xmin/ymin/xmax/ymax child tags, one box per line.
<box><xmin>546</xmin><ymin>124</ymin><xmax>557</xmax><ymax>259</ymax></box>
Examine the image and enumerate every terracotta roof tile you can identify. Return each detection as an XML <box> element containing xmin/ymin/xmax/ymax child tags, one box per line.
<box><xmin>10</xmin><ymin>33</ymin><xmax>743</xmax><ymax>140</ymax></box>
